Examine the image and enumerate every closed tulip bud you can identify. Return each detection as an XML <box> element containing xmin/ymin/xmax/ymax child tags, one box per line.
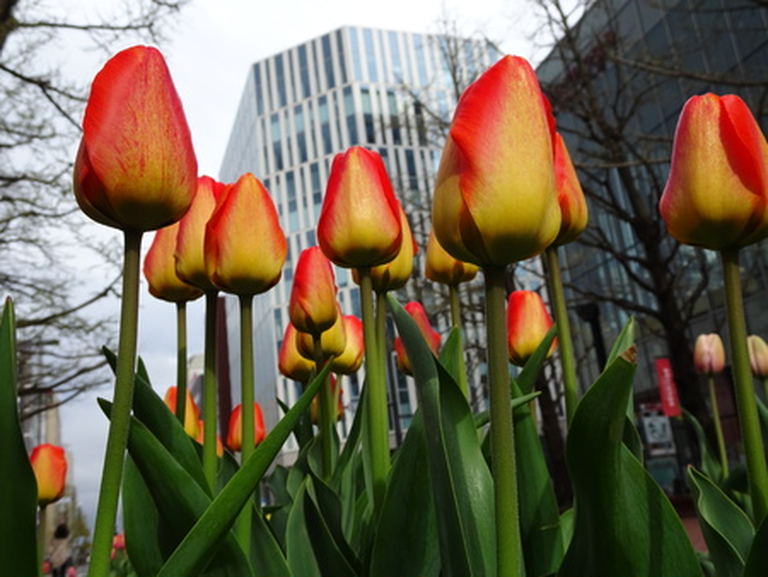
<box><xmin>432</xmin><ymin>56</ymin><xmax>560</xmax><ymax>266</ymax></box>
<box><xmin>226</xmin><ymin>403</ymin><xmax>266</xmax><ymax>452</ymax></box>
<box><xmin>112</xmin><ymin>534</ymin><xmax>126</xmax><ymax>551</ymax></box>
<box><xmin>331</xmin><ymin>315</ymin><xmax>365</xmax><ymax>374</ymax></box>
<box><xmin>507</xmin><ymin>290</ymin><xmax>556</xmax><ymax>367</ymax></box>
<box><xmin>194</xmin><ymin>420</ymin><xmax>224</xmax><ymax>456</ymax></box>
<box><xmin>278</xmin><ymin>323</ymin><xmax>316</xmax><ymax>382</ymax></box>
<box><xmin>297</xmin><ymin>305</ymin><xmax>347</xmax><ymax>360</ymax></box>
<box><xmin>310</xmin><ymin>376</ymin><xmax>344</xmax><ymax>425</ymax></box>
<box><xmin>144</xmin><ymin>223</ymin><xmax>204</xmax><ymax>302</ymax></box>
<box><xmin>163</xmin><ymin>386</ymin><xmax>201</xmax><ymax>438</ymax></box>
<box><xmin>425</xmin><ymin>230</ymin><xmax>479</xmax><ymax>286</ymax></box>
<box><xmin>73</xmin><ymin>46</ymin><xmax>197</xmax><ymax>231</ymax></box>
<box><xmin>747</xmin><ymin>335</ymin><xmax>768</xmax><ymax>377</ymax></box>
<box><xmin>318</xmin><ymin>146</ymin><xmax>402</xmax><ymax>268</ymax></box>
<box><xmin>205</xmin><ymin>173</ymin><xmax>287</xmax><ymax>295</ymax></box>
<box><xmin>660</xmin><ymin>94</ymin><xmax>768</xmax><ymax>249</ymax></box>
<box><xmin>30</xmin><ymin>444</ymin><xmax>68</xmax><ymax>506</ymax></box>
<box><xmin>289</xmin><ymin>247</ymin><xmax>339</xmax><ymax>335</ymax></box>
<box><xmin>552</xmin><ymin>132</ymin><xmax>589</xmax><ymax>246</ymax></box>
<box><xmin>693</xmin><ymin>333</ymin><xmax>726</xmax><ymax>375</ymax></box>
<box><xmin>395</xmin><ymin>302</ymin><xmax>441</xmax><ymax>376</ymax></box>
<box><xmin>175</xmin><ymin>176</ymin><xmax>228</xmax><ymax>292</ymax></box>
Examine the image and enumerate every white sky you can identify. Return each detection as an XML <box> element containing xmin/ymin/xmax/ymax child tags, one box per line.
<box><xmin>55</xmin><ymin>0</ymin><xmax>544</xmax><ymax>529</ymax></box>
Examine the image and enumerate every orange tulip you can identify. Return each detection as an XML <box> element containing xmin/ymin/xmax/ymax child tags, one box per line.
<box><xmin>693</xmin><ymin>333</ymin><xmax>726</xmax><ymax>375</ymax></box>
<box><xmin>331</xmin><ymin>315</ymin><xmax>365</xmax><ymax>374</ymax></box>
<box><xmin>73</xmin><ymin>46</ymin><xmax>197</xmax><ymax>231</ymax></box>
<box><xmin>310</xmin><ymin>376</ymin><xmax>344</xmax><ymax>425</ymax></box>
<box><xmin>278</xmin><ymin>323</ymin><xmax>316</xmax><ymax>382</ymax></box>
<box><xmin>432</xmin><ymin>55</ymin><xmax>560</xmax><ymax>266</ymax></box>
<box><xmin>226</xmin><ymin>403</ymin><xmax>266</xmax><ymax>452</ymax></box>
<box><xmin>289</xmin><ymin>247</ymin><xmax>339</xmax><ymax>335</ymax></box>
<box><xmin>30</xmin><ymin>444</ymin><xmax>68</xmax><ymax>505</ymax></box>
<box><xmin>318</xmin><ymin>146</ymin><xmax>402</xmax><ymax>268</ymax></box>
<box><xmin>296</xmin><ymin>305</ymin><xmax>347</xmax><ymax>360</ymax></box>
<box><xmin>552</xmin><ymin>132</ymin><xmax>589</xmax><ymax>246</ymax></box>
<box><xmin>353</xmin><ymin>206</ymin><xmax>416</xmax><ymax>292</ymax></box>
<box><xmin>660</xmin><ymin>94</ymin><xmax>768</xmax><ymax>249</ymax></box>
<box><xmin>175</xmin><ymin>176</ymin><xmax>228</xmax><ymax>292</ymax></box>
<box><xmin>424</xmin><ymin>230</ymin><xmax>479</xmax><ymax>286</ymax></box>
<box><xmin>205</xmin><ymin>173</ymin><xmax>287</xmax><ymax>295</ymax></box>
<box><xmin>506</xmin><ymin>290</ymin><xmax>556</xmax><ymax>367</ymax></box>
<box><xmin>394</xmin><ymin>302</ymin><xmax>441</xmax><ymax>376</ymax></box>
<box><xmin>144</xmin><ymin>223</ymin><xmax>204</xmax><ymax>302</ymax></box>
<box><xmin>163</xmin><ymin>386</ymin><xmax>201</xmax><ymax>438</ymax></box>
<box><xmin>748</xmin><ymin>335</ymin><xmax>768</xmax><ymax>377</ymax></box>
<box><xmin>194</xmin><ymin>420</ymin><xmax>224</xmax><ymax>456</ymax></box>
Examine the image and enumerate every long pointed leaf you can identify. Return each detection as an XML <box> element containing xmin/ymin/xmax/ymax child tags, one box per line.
<box><xmin>684</xmin><ymin>409</ymin><xmax>724</xmax><ymax>484</ymax></box>
<box><xmin>123</xmin><ymin>456</ymin><xmax>167</xmax><ymax>577</ymax></box>
<box><xmin>517</xmin><ymin>326</ymin><xmax>558</xmax><ymax>395</ymax></box>
<box><xmin>743</xmin><ymin>516</ymin><xmax>768</xmax><ymax>577</ymax></box>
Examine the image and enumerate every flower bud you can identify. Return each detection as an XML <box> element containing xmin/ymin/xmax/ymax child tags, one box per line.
<box><xmin>225</xmin><ymin>403</ymin><xmax>266</xmax><ymax>452</ymax></box>
<box><xmin>289</xmin><ymin>247</ymin><xmax>339</xmax><ymax>335</ymax></box>
<box><xmin>424</xmin><ymin>230</ymin><xmax>479</xmax><ymax>286</ymax></box>
<box><xmin>30</xmin><ymin>444</ymin><xmax>68</xmax><ymax>505</ymax></box>
<box><xmin>353</xmin><ymin>206</ymin><xmax>416</xmax><ymax>292</ymax></box>
<box><xmin>278</xmin><ymin>323</ymin><xmax>316</xmax><ymax>382</ymax></box>
<box><xmin>660</xmin><ymin>94</ymin><xmax>768</xmax><ymax>249</ymax></box>
<box><xmin>394</xmin><ymin>302</ymin><xmax>441</xmax><ymax>376</ymax></box>
<box><xmin>144</xmin><ymin>223</ymin><xmax>204</xmax><ymax>302</ymax></box>
<box><xmin>748</xmin><ymin>335</ymin><xmax>768</xmax><ymax>377</ymax></box>
<box><xmin>194</xmin><ymin>420</ymin><xmax>224</xmax><ymax>456</ymax></box>
<box><xmin>297</xmin><ymin>305</ymin><xmax>347</xmax><ymax>360</ymax></box>
<box><xmin>693</xmin><ymin>333</ymin><xmax>726</xmax><ymax>375</ymax></box>
<box><xmin>175</xmin><ymin>176</ymin><xmax>228</xmax><ymax>292</ymax></box>
<box><xmin>331</xmin><ymin>315</ymin><xmax>365</xmax><ymax>375</ymax></box>
<box><xmin>552</xmin><ymin>132</ymin><xmax>589</xmax><ymax>246</ymax></box>
<box><xmin>318</xmin><ymin>146</ymin><xmax>402</xmax><ymax>268</ymax></box>
<box><xmin>73</xmin><ymin>46</ymin><xmax>197</xmax><ymax>231</ymax></box>
<box><xmin>432</xmin><ymin>56</ymin><xmax>560</xmax><ymax>266</ymax></box>
<box><xmin>163</xmin><ymin>386</ymin><xmax>201</xmax><ymax>438</ymax></box>
<box><xmin>310</xmin><ymin>376</ymin><xmax>344</xmax><ymax>425</ymax></box>
<box><xmin>205</xmin><ymin>173</ymin><xmax>287</xmax><ymax>295</ymax></box>
<box><xmin>507</xmin><ymin>290</ymin><xmax>556</xmax><ymax>367</ymax></box>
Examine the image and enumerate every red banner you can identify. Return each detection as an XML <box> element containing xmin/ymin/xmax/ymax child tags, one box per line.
<box><xmin>655</xmin><ymin>358</ymin><xmax>681</xmax><ymax>417</ymax></box>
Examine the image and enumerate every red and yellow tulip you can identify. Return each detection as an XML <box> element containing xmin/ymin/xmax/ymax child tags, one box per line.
<box><xmin>552</xmin><ymin>132</ymin><xmax>589</xmax><ymax>246</ymax></box>
<box><xmin>226</xmin><ymin>403</ymin><xmax>266</xmax><ymax>452</ymax></box>
<box><xmin>278</xmin><ymin>323</ymin><xmax>316</xmax><ymax>382</ymax></box>
<box><xmin>424</xmin><ymin>230</ymin><xmax>479</xmax><ymax>286</ymax></box>
<box><xmin>30</xmin><ymin>444</ymin><xmax>68</xmax><ymax>506</ymax></box>
<box><xmin>289</xmin><ymin>247</ymin><xmax>339</xmax><ymax>335</ymax></box>
<box><xmin>395</xmin><ymin>302</ymin><xmax>441</xmax><ymax>376</ymax></box>
<box><xmin>144</xmin><ymin>223</ymin><xmax>203</xmax><ymax>303</ymax></box>
<box><xmin>331</xmin><ymin>315</ymin><xmax>365</xmax><ymax>375</ymax></box>
<box><xmin>506</xmin><ymin>290</ymin><xmax>556</xmax><ymax>367</ymax></box>
<box><xmin>163</xmin><ymin>386</ymin><xmax>201</xmax><ymax>438</ymax></box>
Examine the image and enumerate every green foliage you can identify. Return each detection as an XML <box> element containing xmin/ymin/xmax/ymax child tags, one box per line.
<box><xmin>743</xmin><ymin>516</ymin><xmax>768</xmax><ymax>577</ymax></box>
<box><xmin>684</xmin><ymin>409</ymin><xmax>724</xmax><ymax>484</ymax></box>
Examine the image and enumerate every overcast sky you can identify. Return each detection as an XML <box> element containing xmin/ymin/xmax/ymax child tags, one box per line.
<box><xmin>56</xmin><ymin>0</ymin><xmax>544</xmax><ymax>529</ymax></box>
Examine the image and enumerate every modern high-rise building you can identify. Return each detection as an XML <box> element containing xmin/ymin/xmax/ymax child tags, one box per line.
<box><xmin>219</xmin><ymin>26</ymin><xmax>500</xmax><ymax>462</ymax></box>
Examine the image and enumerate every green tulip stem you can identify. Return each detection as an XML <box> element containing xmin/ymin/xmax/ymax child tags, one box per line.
<box><xmin>484</xmin><ymin>266</ymin><xmax>523</xmax><ymax>577</ymax></box>
<box><xmin>763</xmin><ymin>377</ymin><xmax>768</xmax><ymax>404</ymax></box>
<box><xmin>315</xmin><ymin>335</ymin><xmax>335</xmax><ymax>480</ymax></box>
<box><xmin>202</xmin><ymin>291</ymin><xmax>219</xmax><ymax>493</ymax></box>
<box><xmin>449</xmin><ymin>285</ymin><xmax>469</xmax><ymax>398</ymax></box>
<box><xmin>88</xmin><ymin>229</ymin><xmax>142</xmax><ymax>577</ymax></box>
<box><xmin>175</xmin><ymin>301</ymin><xmax>188</xmax><ymax>425</ymax></box>
<box><xmin>545</xmin><ymin>246</ymin><xmax>579</xmax><ymax>425</ymax></box>
<box><xmin>37</xmin><ymin>504</ymin><xmax>47</xmax><ymax>577</ymax></box>
<box><xmin>235</xmin><ymin>294</ymin><xmax>255</xmax><ymax>553</ymax></box>
<box><xmin>721</xmin><ymin>248</ymin><xmax>768</xmax><ymax>523</ymax></box>
<box><xmin>359</xmin><ymin>268</ymin><xmax>390</xmax><ymax>512</ymax></box>
<box><xmin>707</xmin><ymin>374</ymin><xmax>729</xmax><ymax>477</ymax></box>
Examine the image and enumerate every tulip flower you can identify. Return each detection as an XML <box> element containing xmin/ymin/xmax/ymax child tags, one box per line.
<box><xmin>331</xmin><ymin>315</ymin><xmax>365</xmax><ymax>374</ymax></box>
<box><xmin>311</xmin><ymin>376</ymin><xmax>344</xmax><ymax>424</ymax></box>
<box><xmin>395</xmin><ymin>302</ymin><xmax>441</xmax><ymax>376</ymax></box>
<box><xmin>163</xmin><ymin>386</ymin><xmax>201</xmax><ymax>438</ymax></box>
<box><xmin>112</xmin><ymin>534</ymin><xmax>125</xmax><ymax>551</ymax></box>
<box><xmin>205</xmin><ymin>173</ymin><xmax>287</xmax><ymax>295</ymax></box>
<box><xmin>297</xmin><ymin>305</ymin><xmax>347</xmax><ymax>360</ymax></box>
<box><xmin>425</xmin><ymin>230</ymin><xmax>479</xmax><ymax>286</ymax></box>
<box><xmin>175</xmin><ymin>176</ymin><xmax>229</xmax><ymax>292</ymax></box>
<box><xmin>318</xmin><ymin>146</ymin><xmax>402</xmax><ymax>268</ymax></box>
<box><xmin>144</xmin><ymin>223</ymin><xmax>204</xmax><ymax>303</ymax></box>
<box><xmin>552</xmin><ymin>132</ymin><xmax>589</xmax><ymax>246</ymax></box>
<box><xmin>278</xmin><ymin>323</ymin><xmax>316</xmax><ymax>382</ymax></box>
<box><xmin>30</xmin><ymin>444</ymin><xmax>67</xmax><ymax>506</ymax></box>
<box><xmin>194</xmin><ymin>420</ymin><xmax>224</xmax><ymax>457</ymax></box>
<box><xmin>507</xmin><ymin>290</ymin><xmax>556</xmax><ymax>367</ymax></box>
<box><xmin>226</xmin><ymin>403</ymin><xmax>266</xmax><ymax>452</ymax></box>
<box><xmin>289</xmin><ymin>247</ymin><xmax>339</xmax><ymax>335</ymax></box>
<box><xmin>694</xmin><ymin>333</ymin><xmax>726</xmax><ymax>375</ymax></box>
<box><xmin>354</xmin><ymin>206</ymin><xmax>416</xmax><ymax>292</ymax></box>
<box><xmin>748</xmin><ymin>335</ymin><xmax>768</xmax><ymax>377</ymax></box>
<box><xmin>432</xmin><ymin>55</ymin><xmax>560</xmax><ymax>266</ymax></box>
<box><xmin>73</xmin><ymin>46</ymin><xmax>197</xmax><ymax>231</ymax></box>
<box><xmin>660</xmin><ymin>94</ymin><xmax>768</xmax><ymax>249</ymax></box>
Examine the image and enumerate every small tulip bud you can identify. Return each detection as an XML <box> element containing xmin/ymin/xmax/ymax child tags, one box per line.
<box><xmin>226</xmin><ymin>403</ymin><xmax>266</xmax><ymax>452</ymax></box>
<box><xmin>144</xmin><ymin>223</ymin><xmax>203</xmax><ymax>303</ymax></box>
<box><xmin>507</xmin><ymin>290</ymin><xmax>556</xmax><ymax>367</ymax></box>
<box><xmin>747</xmin><ymin>335</ymin><xmax>768</xmax><ymax>377</ymax></box>
<box><xmin>163</xmin><ymin>386</ymin><xmax>201</xmax><ymax>438</ymax></box>
<box><xmin>30</xmin><ymin>444</ymin><xmax>68</xmax><ymax>506</ymax></box>
<box><xmin>693</xmin><ymin>334</ymin><xmax>726</xmax><ymax>375</ymax></box>
<box><xmin>278</xmin><ymin>323</ymin><xmax>316</xmax><ymax>382</ymax></box>
<box><xmin>424</xmin><ymin>230</ymin><xmax>479</xmax><ymax>286</ymax></box>
<box><xmin>289</xmin><ymin>247</ymin><xmax>339</xmax><ymax>335</ymax></box>
<box><xmin>394</xmin><ymin>302</ymin><xmax>441</xmax><ymax>376</ymax></box>
<box><xmin>331</xmin><ymin>316</ymin><xmax>365</xmax><ymax>375</ymax></box>
<box><xmin>364</xmin><ymin>207</ymin><xmax>417</xmax><ymax>292</ymax></box>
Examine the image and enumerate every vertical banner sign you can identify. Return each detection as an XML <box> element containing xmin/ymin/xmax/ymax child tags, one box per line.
<box><xmin>655</xmin><ymin>358</ymin><xmax>681</xmax><ymax>417</ymax></box>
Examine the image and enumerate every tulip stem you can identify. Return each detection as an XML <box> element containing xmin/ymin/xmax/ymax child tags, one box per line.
<box><xmin>88</xmin><ymin>229</ymin><xmax>142</xmax><ymax>577</ymax></box>
<box><xmin>359</xmin><ymin>269</ymin><xmax>389</xmax><ymax>512</ymax></box>
<box><xmin>315</xmin><ymin>335</ymin><xmax>335</xmax><ymax>480</ymax></box>
<box><xmin>721</xmin><ymin>248</ymin><xmax>768</xmax><ymax>523</ymax></box>
<box><xmin>763</xmin><ymin>378</ymin><xmax>768</xmax><ymax>404</ymax></box>
<box><xmin>175</xmin><ymin>301</ymin><xmax>188</xmax><ymax>425</ymax></box>
<box><xmin>545</xmin><ymin>246</ymin><xmax>579</xmax><ymax>425</ymax></box>
<box><xmin>707</xmin><ymin>375</ymin><xmax>729</xmax><ymax>477</ymax></box>
<box><xmin>484</xmin><ymin>266</ymin><xmax>523</xmax><ymax>577</ymax></box>
<box><xmin>235</xmin><ymin>294</ymin><xmax>255</xmax><ymax>554</ymax></box>
<box><xmin>202</xmin><ymin>291</ymin><xmax>219</xmax><ymax>494</ymax></box>
<box><xmin>449</xmin><ymin>285</ymin><xmax>469</xmax><ymax>398</ymax></box>
<box><xmin>37</xmin><ymin>504</ymin><xmax>47</xmax><ymax>577</ymax></box>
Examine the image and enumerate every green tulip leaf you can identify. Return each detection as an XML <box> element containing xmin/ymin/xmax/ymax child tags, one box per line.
<box><xmin>559</xmin><ymin>348</ymin><xmax>703</xmax><ymax>577</ymax></box>
<box><xmin>388</xmin><ymin>295</ymin><xmax>495</xmax><ymax>577</ymax></box>
<box><xmin>517</xmin><ymin>326</ymin><xmax>558</xmax><ymax>395</ymax></box>
<box><xmin>249</xmin><ymin>504</ymin><xmax>292</xmax><ymax>577</ymax></box>
<box><xmin>743</xmin><ymin>515</ymin><xmax>768</xmax><ymax>577</ymax></box>
<box><xmin>683</xmin><ymin>409</ymin><xmax>724</xmax><ymax>484</ymax></box>
<box><xmin>560</xmin><ymin>508</ymin><xmax>575</xmax><ymax>552</ymax></box>
<box><xmin>473</xmin><ymin>390</ymin><xmax>541</xmax><ymax>429</ymax></box>
<box><xmin>0</xmin><ymin>298</ymin><xmax>38</xmax><ymax>577</ymax></box>
<box><xmin>286</xmin><ymin>482</ymin><xmax>321</xmax><ymax>577</ymax></box>
<box><xmin>438</xmin><ymin>327</ymin><xmax>462</xmax><ymax>384</ymax></box>
<box><xmin>369</xmin><ymin>410</ymin><xmax>441</xmax><ymax>577</ymax></box>
<box><xmin>330</xmin><ymin>378</ymin><xmax>365</xmax><ymax>491</ymax></box>
<box><xmin>605</xmin><ymin>316</ymin><xmax>635</xmax><ymax>368</ymax></box>
<box><xmin>278</xmin><ymin>396</ymin><xmax>313</xmax><ymax>449</ymax></box>
<box><xmin>688</xmin><ymin>466</ymin><xmax>754</xmax><ymax>577</ymax></box>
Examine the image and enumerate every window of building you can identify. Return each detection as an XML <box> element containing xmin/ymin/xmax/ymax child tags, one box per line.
<box><xmin>364</xmin><ymin>28</ymin><xmax>378</xmax><ymax>82</ymax></box>
<box><xmin>389</xmin><ymin>31</ymin><xmax>403</xmax><ymax>81</ymax></box>
<box><xmin>318</xmin><ymin>95</ymin><xmax>333</xmax><ymax>154</ymax></box>
<box><xmin>349</xmin><ymin>28</ymin><xmax>364</xmax><ymax>81</ymax></box>
<box><xmin>361</xmin><ymin>87</ymin><xmax>376</xmax><ymax>143</ymax></box>
<box><xmin>271</xmin><ymin>113</ymin><xmax>283</xmax><ymax>171</ymax></box>
<box><xmin>322</xmin><ymin>34</ymin><xmax>336</xmax><ymax>89</ymax></box>
<box><xmin>294</xmin><ymin>104</ymin><xmax>307</xmax><ymax>163</ymax></box>
<box><xmin>253</xmin><ymin>63</ymin><xmax>264</xmax><ymax>116</ymax></box>
<box><xmin>298</xmin><ymin>44</ymin><xmax>312</xmax><ymax>99</ymax></box>
<box><xmin>343</xmin><ymin>86</ymin><xmax>358</xmax><ymax>144</ymax></box>
<box><xmin>276</xmin><ymin>54</ymin><xmax>287</xmax><ymax>108</ymax></box>
<box><xmin>336</xmin><ymin>29</ymin><xmax>348</xmax><ymax>85</ymax></box>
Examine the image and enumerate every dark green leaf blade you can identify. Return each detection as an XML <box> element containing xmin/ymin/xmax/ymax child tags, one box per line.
<box><xmin>123</xmin><ymin>456</ymin><xmax>167</xmax><ymax>577</ymax></box>
<box><xmin>743</xmin><ymin>516</ymin><xmax>768</xmax><ymax>577</ymax></box>
<box><xmin>684</xmin><ymin>409</ymin><xmax>724</xmax><ymax>484</ymax></box>
<box><xmin>517</xmin><ymin>326</ymin><xmax>558</xmax><ymax>395</ymax></box>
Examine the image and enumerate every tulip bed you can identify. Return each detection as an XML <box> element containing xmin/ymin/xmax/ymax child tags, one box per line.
<box><xmin>3</xmin><ymin>45</ymin><xmax>768</xmax><ymax>577</ymax></box>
